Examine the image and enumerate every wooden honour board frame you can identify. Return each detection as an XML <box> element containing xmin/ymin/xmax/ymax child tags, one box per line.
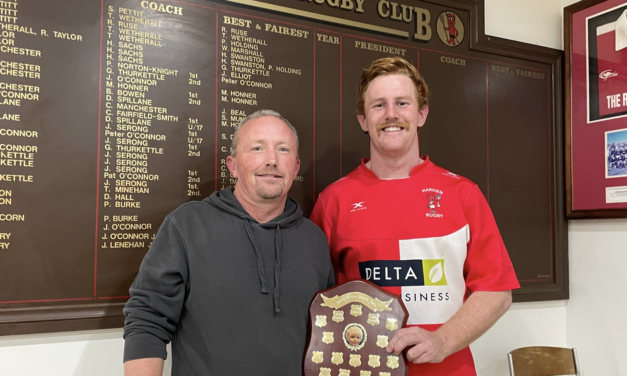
<box><xmin>0</xmin><ymin>0</ymin><xmax>567</xmax><ymax>335</ymax></box>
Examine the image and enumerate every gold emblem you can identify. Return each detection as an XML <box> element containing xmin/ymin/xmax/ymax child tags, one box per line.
<box><xmin>349</xmin><ymin>354</ymin><xmax>361</xmax><ymax>367</ymax></box>
<box><xmin>343</xmin><ymin>323</ymin><xmax>367</xmax><ymax>351</ymax></box>
<box><xmin>376</xmin><ymin>335</ymin><xmax>388</xmax><ymax>348</ymax></box>
<box><xmin>320</xmin><ymin>292</ymin><xmax>393</xmax><ymax>312</ymax></box>
<box><xmin>319</xmin><ymin>368</ymin><xmax>331</xmax><ymax>376</ymax></box>
<box><xmin>322</xmin><ymin>331</ymin><xmax>334</xmax><ymax>344</ymax></box>
<box><xmin>332</xmin><ymin>352</ymin><xmax>344</xmax><ymax>365</ymax></box>
<box><xmin>332</xmin><ymin>310</ymin><xmax>345</xmax><ymax>323</ymax></box>
<box><xmin>386</xmin><ymin>355</ymin><xmax>399</xmax><ymax>369</ymax></box>
<box><xmin>385</xmin><ymin>318</ymin><xmax>398</xmax><ymax>331</ymax></box>
<box><xmin>368</xmin><ymin>355</ymin><xmax>380</xmax><ymax>368</ymax></box>
<box><xmin>315</xmin><ymin>315</ymin><xmax>327</xmax><ymax>328</ymax></box>
<box><xmin>311</xmin><ymin>351</ymin><xmax>324</xmax><ymax>364</ymax></box>
<box><xmin>380</xmin><ymin>373</ymin><xmax>391</xmax><ymax>376</ymax></box>
<box><xmin>359</xmin><ymin>371</ymin><xmax>372</xmax><ymax>376</ymax></box>
<box><xmin>367</xmin><ymin>313</ymin><xmax>379</xmax><ymax>326</ymax></box>
<box><xmin>338</xmin><ymin>369</ymin><xmax>350</xmax><ymax>376</ymax></box>
<box><xmin>350</xmin><ymin>304</ymin><xmax>363</xmax><ymax>317</ymax></box>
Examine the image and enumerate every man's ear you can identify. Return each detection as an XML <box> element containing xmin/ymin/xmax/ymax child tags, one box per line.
<box><xmin>357</xmin><ymin>114</ymin><xmax>368</xmax><ymax>133</ymax></box>
<box><xmin>417</xmin><ymin>106</ymin><xmax>430</xmax><ymax>128</ymax></box>
<box><xmin>293</xmin><ymin>159</ymin><xmax>301</xmax><ymax>179</ymax></box>
<box><xmin>226</xmin><ymin>155</ymin><xmax>238</xmax><ymax>178</ymax></box>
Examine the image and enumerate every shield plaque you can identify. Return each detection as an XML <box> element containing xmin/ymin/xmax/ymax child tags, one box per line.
<box><xmin>303</xmin><ymin>279</ymin><xmax>409</xmax><ymax>376</ymax></box>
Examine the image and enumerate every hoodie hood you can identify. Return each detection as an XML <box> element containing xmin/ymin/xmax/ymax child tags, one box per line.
<box><xmin>206</xmin><ymin>188</ymin><xmax>303</xmax><ymax>314</ymax></box>
<box><xmin>206</xmin><ymin>188</ymin><xmax>303</xmax><ymax>228</ymax></box>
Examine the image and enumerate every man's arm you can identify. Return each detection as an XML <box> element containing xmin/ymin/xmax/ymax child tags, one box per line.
<box><xmin>386</xmin><ymin>290</ymin><xmax>512</xmax><ymax>363</ymax></box>
<box><xmin>124</xmin><ymin>358</ymin><xmax>164</xmax><ymax>376</ymax></box>
<box><xmin>123</xmin><ymin>216</ymin><xmax>188</xmax><ymax>368</ymax></box>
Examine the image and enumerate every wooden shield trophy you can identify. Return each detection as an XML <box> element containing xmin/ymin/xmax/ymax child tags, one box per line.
<box><xmin>304</xmin><ymin>280</ymin><xmax>409</xmax><ymax>376</ymax></box>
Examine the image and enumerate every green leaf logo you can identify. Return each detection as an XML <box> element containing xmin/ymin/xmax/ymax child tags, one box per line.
<box><xmin>429</xmin><ymin>262</ymin><xmax>443</xmax><ymax>283</ymax></box>
<box><xmin>422</xmin><ymin>259</ymin><xmax>447</xmax><ymax>286</ymax></box>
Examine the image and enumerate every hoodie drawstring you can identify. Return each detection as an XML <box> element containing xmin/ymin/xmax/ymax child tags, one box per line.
<box><xmin>243</xmin><ymin>220</ymin><xmax>283</xmax><ymax>314</ymax></box>
<box><xmin>243</xmin><ymin>220</ymin><xmax>268</xmax><ymax>294</ymax></box>
<box><xmin>273</xmin><ymin>225</ymin><xmax>282</xmax><ymax>314</ymax></box>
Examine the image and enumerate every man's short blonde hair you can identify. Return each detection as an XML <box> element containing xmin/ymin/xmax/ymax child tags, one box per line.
<box><xmin>230</xmin><ymin>109</ymin><xmax>299</xmax><ymax>158</ymax></box>
<box><xmin>357</xmin><ymin>56</ymin><xmax>429</xmax><ymax>116</ymax></box>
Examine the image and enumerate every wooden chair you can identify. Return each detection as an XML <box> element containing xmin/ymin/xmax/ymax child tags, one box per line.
<box><xmin>508</xmin><ymin>346</ymin><xmax>580</xmax><ymax>376</ymax></box>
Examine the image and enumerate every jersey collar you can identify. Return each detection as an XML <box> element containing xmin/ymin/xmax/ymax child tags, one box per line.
<box><xmin>357</xmin><ymin>156</ymin><xmax>433</xmax><ymax>179</ymax></box>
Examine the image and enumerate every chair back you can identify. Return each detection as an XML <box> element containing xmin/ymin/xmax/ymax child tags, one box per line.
<box><xmin>508</xmin><ymin>346</ymin><xmax>580</xmax><ymax>376</ymax></box>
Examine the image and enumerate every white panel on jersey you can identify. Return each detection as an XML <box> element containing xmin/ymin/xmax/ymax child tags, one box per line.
<box><xmin>597</xmin><ymin>22</ymin><xmax>615</xmax><ymax>36</ymax></box>
<box><xmin>399</xmin><ymin>225</ymin><xmax>469</xmax><ymax>325</ymax></box>
<box><xmin>617</xmin><ymin>10</ymin><xmax>627</xmax><ymax>51</ymax></box>
<box><xmin>597</xmin><ymin>10</ymin><xmax>627</xmax><ymax>50</ymax></box>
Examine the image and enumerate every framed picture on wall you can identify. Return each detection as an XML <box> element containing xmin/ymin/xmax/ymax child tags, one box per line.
<box><xmin>565</xmin><ymin>0</ymin><xmax>627</xmax><ymax>218</ymax></box>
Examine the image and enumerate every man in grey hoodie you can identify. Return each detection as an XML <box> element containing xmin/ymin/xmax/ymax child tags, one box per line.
<box><xmin>123</xmin><ymin>109</ymin><xmax>335</xmax><ymax>376</ymax></box>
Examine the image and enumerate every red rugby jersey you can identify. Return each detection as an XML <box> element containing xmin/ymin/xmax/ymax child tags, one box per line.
<box><xmin>596</xmin><ymin>11</ymin><xmax>627</xmax><ymax>117</ymax></box>
<box><xmin>311</xmin><ymin>157</ymin><xmax>519</xmax><ymax>376</ymax></box>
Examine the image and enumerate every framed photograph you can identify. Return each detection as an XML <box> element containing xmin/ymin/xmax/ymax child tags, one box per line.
<box><xmin>565</xmin><ymin>0</ymin><xmax>627</xmax><ymax>218</ymax></box>
<box><xmin>605</xmin><ymin>128</ymin><xmax>627</xmax><ymax>178</ymax></box>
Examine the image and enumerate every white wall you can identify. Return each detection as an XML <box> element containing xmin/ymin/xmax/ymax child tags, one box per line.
<box><xmin>567</xmin><ymin>219</ymin><xmax>627</xmax><ymax>376</ymax></box>
<box><xmin>2</xmin><ymin>1</ymin><xmax>626</xmax><ymax>375</ymax></box>
<box><xmin>0</xmin><ymin>329</ymin><xmax>172</xmax><ymax>375</ymax></box>
<box><xmin>0</xmin><ymin>329</ymin><xmax>124</xmax><ymax>375</ymax></box>
<box><xmin>485</xmin><ymin>0</ymin><xmax>566</xmax><ymax>49</ymax></box>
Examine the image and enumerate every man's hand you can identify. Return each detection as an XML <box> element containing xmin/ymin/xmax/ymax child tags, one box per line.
<box><xmin>386</xmin><ymin>326</ymin><xmax>448</xmax><ymax>364</ymax></box>
<box><xmin>124</xmin><ymin>358</ymin><xmax>164</xmax><ymax>376</ymax></box>
<box><xmin>385</xmin><ymin>290</ymin><xmax>512</xmax><ymax>364</ymax></box>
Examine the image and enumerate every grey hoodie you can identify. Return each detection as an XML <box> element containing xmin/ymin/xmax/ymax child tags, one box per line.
<box><xmin>123</xmin><ymin>188</ymin><xmax>335</xmax><ymax>375</ymax></box>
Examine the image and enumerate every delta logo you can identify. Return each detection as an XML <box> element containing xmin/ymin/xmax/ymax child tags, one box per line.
<box><xmin>358</xmin><ymin>259</ymin><xmax>448</xmax><ymax>287</ymax></box>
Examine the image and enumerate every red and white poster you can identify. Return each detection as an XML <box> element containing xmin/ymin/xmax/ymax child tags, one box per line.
<box><xmin>567</xmin><ymin>0</ymin><xmax>627</xmax><ymax>216</ymax></box>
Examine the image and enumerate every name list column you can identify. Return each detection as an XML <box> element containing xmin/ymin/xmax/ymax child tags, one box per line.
<box><xmin>218</xmin><ymin>15</ymin><xmax>271</xmax><ymax>190</ymax></box>
<box><xmin>217</xmin><ymin>14</ymin><xmax>314</xmax><ymax>212</ymax></box>
<box><xmin>0</xmin><ymin>0</ymin><xmax>40</xmax><ymax>254</ymax></box>
<box><xmin>96</xmin><ymin>1</ymin><xmax>215</xmax><ymax>298</ymax></box>
<box><xmin>100</xmin><ymin>5</ymin><xmax>167</xmax><ymax>257</ymax></box>
<box><xmin>0</xmin><ymin>0</ymin><xmax>102</xmax><ymax>303</ymax></box>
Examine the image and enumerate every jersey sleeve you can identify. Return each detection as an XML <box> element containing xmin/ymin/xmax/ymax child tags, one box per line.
<box><xmin>462</xmin><ymin>186</ymin><xmax>520</xmax><ymax>293</ymax></box>
<box><xmin>310</xmin><ymin>193</ymin><xmax>340</xmax><ymax>273</ymax></box>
